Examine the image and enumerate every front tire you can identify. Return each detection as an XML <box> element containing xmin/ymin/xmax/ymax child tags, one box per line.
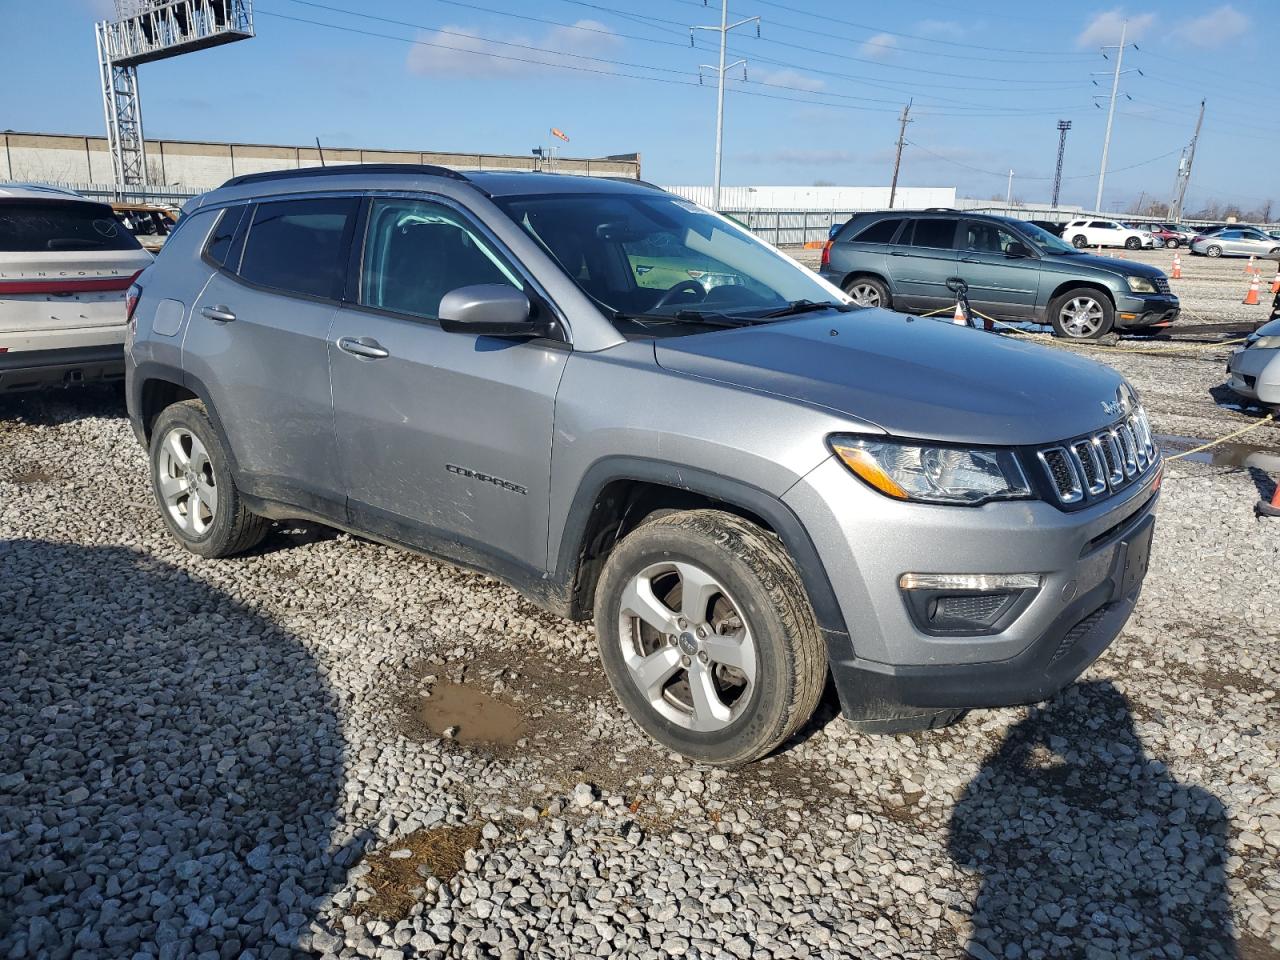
<box><xmin>1125</xmin><ymin>237</ymin><xmax>1142</xmax><ymax>250</ymax></box>
<box><xmin>1072</xmin><ymin>234</ymin><xmax>1089</xmax><ymax>249</ymax></box>
<box><xmin>593</xmin><ymin>510</ymin><xmax>826</xmax><ymax>766</ymax></box>
<box><xmin>1049</xmin><ymin>287</ymin><xmax>1114</xmax><ymax>340</ymax></box>
<box><xmin>843</xmin><ymin>275</ymin><xmax>891</xmax><ymax>309</ymax></box>
<box><xmin>150</xmin><ymin>400</ymin><xmax>269</xmax><ymax>558</ymax></box>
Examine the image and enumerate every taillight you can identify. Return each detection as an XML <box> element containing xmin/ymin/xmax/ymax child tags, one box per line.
<box><xmin>126</xmin><ymin>282</ymin><xmax>142</xmax><ymax>327</ymax></box>
<box><xmin>821</xmin><ymin>239</ymin><xmax>833</xmax><ymax>268</ymax></box>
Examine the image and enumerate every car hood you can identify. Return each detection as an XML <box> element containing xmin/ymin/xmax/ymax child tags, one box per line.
<box><xmin>1044</xmin><ymin>252</ymin><xmax>1165</xmax><ymax>279</ymax></box>
<box><xmin>654</xmin><ymin>309</ymin><xmax>1129</xmax><ymax>446</ymax></box>
<box><xmin>1251</xmin><ymin>316</ymin><xmax>1280</xmax><ymax>339</ymax></box>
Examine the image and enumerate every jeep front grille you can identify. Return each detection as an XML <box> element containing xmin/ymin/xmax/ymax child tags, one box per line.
<box><xmin>1153</xmin><ymin>277</ymin><xmax>1171</xmax><ymax>294</ymax></box>
<box><xmin>1038</xmin><ymin>409</ymin><xmax>1158</xmax><ymax>507</ymax></box>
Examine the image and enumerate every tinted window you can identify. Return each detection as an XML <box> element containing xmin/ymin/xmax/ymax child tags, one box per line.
<box><xmin>906</xmin><ymin>218</ymin><xmax>958</xmax><ymax>249</ymax></box>
<box><xmin>964</xmin><ymin>222</ymin><xmax>1021</xmax><ymax>254</ymax></box>
<box><xmin>0</xmin><ymin>201</ymin><xmax>142</xmax><ymax>253</ymax></box>
<box><xmin>853</xmin><ymin>218</ymin><xmax>901</xmax><ymax>243</ymax></box>
<box><xmin>204</xmin><ymin>205</ymin><xmax>247</xmax><ymax>266</ymax></box>
<box><xmin>238</xmin><ymin>197</ymin><xmax>357</xmax><ymax>299</ymax></box>
<box><xmin>1088</xmin><ymin>221</ymin><xmax>1115</xmax><ymax>229</ymax></box>
<box><xmin>360</xmin><ymin>198</ymin><xmax>522</xmax><ymax>320</ymax></box>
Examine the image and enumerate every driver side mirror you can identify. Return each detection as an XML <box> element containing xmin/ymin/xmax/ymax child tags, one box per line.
<box><xmin>1005</xmin><ymin>241</ymin><xmax>1031</xmax><ymax>259</ymax></box>
<box><xmin>438</xmin><ymin>284</ymin><xmax>538</xmax><ymax>336</ymax></box>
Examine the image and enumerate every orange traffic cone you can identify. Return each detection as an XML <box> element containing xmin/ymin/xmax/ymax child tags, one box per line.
<box><xmin>1171</xmin><ymin>252</ymin><xmax>1182</xmax><ymax>279</ymax></box>
<box><xmin>1244</xmin><ymin>275</ymin><xmax>1261</xmax><ymax>305</ymax></box>
<box><xmin>1258</xmin><ymin>481</ymin><xmax>1280</xmax><ymax>518</ymax></box>
<box><xmin>953</xmin><ymin>300</ymin><xmax>968</xmax><ymax>325</ymax></box>
<box><xmin>1270</xmin><ymin>267</ymin><xmax>1280</xmax><ymax>295</ymax></box>
<box><xmin>1246</xmin><ymin>255</ymin><xmax>1259</xmax><ymax>276</ymax></box>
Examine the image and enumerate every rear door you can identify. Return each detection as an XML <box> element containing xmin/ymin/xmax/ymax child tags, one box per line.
<box><xmin>1088</xmin><ymin>220</ymin><xmax>1121</xmax><ymax>247</ymax></box>
<box><xmin>957</xmin><ymin>220</ymin><xmax>1041</xmax><ymax>319</ymax></box>
<box><xmin>185</xmin><ymin>195</ymin><xmax>358</xmax><ymax>512</ymax></box>
<box><xmin>885</xmin><ymin>217</ymin><xmax>960</xmax><ymax>311</ymax></box>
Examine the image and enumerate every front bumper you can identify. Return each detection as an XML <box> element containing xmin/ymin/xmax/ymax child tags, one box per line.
<box><xmin>0</xmin><ymin>344</ymin><xmax>125</xmax><ymax>393</ymax></box>
<box><xmin>1115</xmin><ymin>293</ymin><xmax>1179</xmax><ymax>328</ymax></box>
<box><xmin>1227</xmin><ymin>346</ymin><xmax>1280</xmax><ymax>405</ymax></box>
<box><xmin>784</xmin><ymin>455</ymin><xmax>1160</xmax><ymax>725</ymax></box>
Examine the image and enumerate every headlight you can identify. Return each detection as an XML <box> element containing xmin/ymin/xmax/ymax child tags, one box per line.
<box><xmin>829</xmin><ymin>436</ymin><xmax>1032</xmax><ymax>506</ymax></box>
<box><xmin>1126</xmin><ymin>276</ymin><xmax>1158</xmax><ymax>293</ymax></box>
<box><xmin>1252</xmin><ymin>335</ymin><xmax>1280</xmax><ymax>349</ymax></box>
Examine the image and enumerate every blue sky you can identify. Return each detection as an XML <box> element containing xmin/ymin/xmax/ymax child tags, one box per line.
<box><xmin>2</xmin><ymin>0</ymin><xmax>1276</xmax><ymax>212</ymax></box>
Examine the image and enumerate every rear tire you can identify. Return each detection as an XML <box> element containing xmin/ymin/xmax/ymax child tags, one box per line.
<box><xmin>1166</xmin><ymin>238</ymin><xmax>1180</xmax><ymax>249</ymax></box>
<box><xmin>843</xmin><ymin>275</ymin><xmax>891</xmax><ymax>310</ymax></box>
<box><xmin>1206</xmin><ymin>245</ymin><xmax>1223</xmax><ymax>258</ymax></box>
<box><xmin>1072</xmin><ymin>234</ymin><xmax>1088</xmax><ymax>249</ymax></box>
<box><xmin>593</xmin><ymin>510</ymin><xmax>826</xmax><ymax>766</ymax></box>
<box><xmin>1049</xmin><ymin>287</ymin><xmax>1114</xmax><ymax>340</ymax></box>
<box><xmin>150</xmin><ymin>400</ymin><xmax>269</xmax><ymax>558</ymax></box>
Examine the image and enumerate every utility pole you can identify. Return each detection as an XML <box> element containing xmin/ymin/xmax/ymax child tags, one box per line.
<box><xmin>1006</xmin><ymin>169</ymin><xmax>1014</xmax><ymax>207</ymax></box>
<box><xmin>692</xmin><ymin>1</ymin><xmax>759</xmax><ymax>210</ymax></box>
<box><xmin>1170</xmin><ymin>99</ymin><xmax>1205</xmax><ymax>223</ymax></box>
<box><xmin>1051</xmin><ymin>119</ymin><xmax>1071</xmax><ymax>209</ymax></box>
<box><xmin>1094</xmin><ymin>19</ymin><xmax>1138</xmax><ymax>213</ymax></box>
<box><xmin>888</xmin><ymin>100</ymin><xmax>912</xmax><ymax>210</ymax></box>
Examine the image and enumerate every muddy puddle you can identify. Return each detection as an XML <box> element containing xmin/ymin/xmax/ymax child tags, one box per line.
<box><xmin>411</xmin><ymin>681</ymin><xmax>527</xmax><ymax>747</ymax></box>
<box><xmin>1156</xmin><ymin>434</ymin><xmax>1280</xmax><ymax>469</ymax></box>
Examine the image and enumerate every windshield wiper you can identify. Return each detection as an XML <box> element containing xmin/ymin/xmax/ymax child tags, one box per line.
<box><xmin>758</xmin><ymin>299</ymin><xmax>853</xmax><ymax>319</ymax></box>
<box><xmin>614</xmin><ymin>309</ymin><xmax>763</xmax><ymax>328</ymax></box>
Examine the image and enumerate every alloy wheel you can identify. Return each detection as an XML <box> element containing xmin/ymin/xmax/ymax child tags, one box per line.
<box><xmin>846</xmin><ymin>282</ymin><xmax>882</xmax><ymax>307</ymax></box>
<box><xmin>617</xmin><ymin>561</ymin><xmax>757</xmax><ymax>732</ymax></box>
<box><xmin>157</xmin><ymin>427</ymin><xmax>217</xmax><ymax>536</ymax></box>
<box><xmin>1060</xmin><ymin>296</ymin><xmax>1105</xmax><ymax>338</ymax></box>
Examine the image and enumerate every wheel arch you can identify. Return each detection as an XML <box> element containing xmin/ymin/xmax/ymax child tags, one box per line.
<box><xmin>554</xmin><ymin>458</ymin><xmax>850</xmax><ymax>646</ymax></box>
<box><xmin>838</xmin><ymin>269</ymin><xmax>892</xmax><ymax>296</ymax></box>
<box><xmin>1046</xmin><ymin>279</ymin><xmax>1117</xmax><ymax>310</ymax></box>
<box><xmin>130</xmin><ymin>364</ymin><xmax>242</xmax><ymax>476</ymax></box>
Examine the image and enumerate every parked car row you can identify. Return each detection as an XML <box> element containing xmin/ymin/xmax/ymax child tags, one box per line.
<box><xmin>113</xmin><ymin>165</ymin><xmax>1160</xmax><ymax>764</ymax></box>
<box><xmin>821</xmin><ymin>209</ymin><xmax>1179</xmax><ymax>339</ymax></box>
<box><xmin>1189</xmin><ymin>225</ymin><xmax>1280</xmax><ymax>260</ymax></box>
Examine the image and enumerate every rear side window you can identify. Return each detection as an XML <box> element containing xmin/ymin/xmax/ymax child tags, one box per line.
<box><xmin>237</xmin><ymin>197</ymin><xmax>358</xmax><ymax>299</ymax></box>
<box><xmin>1088</xmin><ymin>221</ymin><xmax>1114</xmax><ymax>229</ymax></box>
<box><xmin>906</xmin><ymin>218</ymin><xmax>958</xmax><ymax>249</ymax></box>
<box><xmin>852</xmin><ymin>218</ymin><xmax>902</xmax><ymax>243</ymax></box>
<box><xmin>0</xmin><ymin>201</ymin><xmax>142</xmax><ymax>253</ymax></box>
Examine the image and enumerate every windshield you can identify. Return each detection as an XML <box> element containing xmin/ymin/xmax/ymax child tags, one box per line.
<box><xmin>494</xmin><ymin>192</ymin><xmax>847</xmax><ymax>327</ymax></box>
<box><xmin>1016</xmin><ymin>220</ymin><xmax>1078</xmax><ymax>254</ymax></box>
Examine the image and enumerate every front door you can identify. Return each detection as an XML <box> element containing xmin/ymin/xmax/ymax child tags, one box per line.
<box><xmin>329</xmin><ymin>196</ymin><xmax>569</xmax><ymax>575</ymax></box>
<box><xmin>956</xmin><ymin>220</ymin><xmax>1041</xmax><ymax>319</ymax></box>
<box><xmin>884</xmin><ymin>217</ymin><xmax>960</xmax><ymax>312</ymax></box>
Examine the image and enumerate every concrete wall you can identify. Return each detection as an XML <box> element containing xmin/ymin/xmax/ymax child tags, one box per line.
<box><xmin>1</xmin><ymin>132</ymin><xmax>642</xmax><ymax>188</ymax></box>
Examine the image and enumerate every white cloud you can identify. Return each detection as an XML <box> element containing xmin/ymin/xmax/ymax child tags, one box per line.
<box><xmin>918</xmin><ymin>20</ymin><xmax>966</xmax><ymax>39</ymax></box>
<box><xmin>406</xmin><ymin>19</ymin><xmax>620</xmax><ymax>77</ymax></box>
<box><xmin>750</xmin><ymin>67</ymin><xmax>825</xmax><ymax>92</ymax></box>
<box><xmin>1076</xmin><ymin>9</ymin><xmax>1157</xmax><ymax>48</ymax></box>
<box><xmin>1171</xmin><ymin>4</ymin><xmax>1248</xmax><ymax>48</ymax></box>
<box><xmin>858</xmin><ymin>33</ymin><xmax>898</xmax><ymax>59</ymax></box>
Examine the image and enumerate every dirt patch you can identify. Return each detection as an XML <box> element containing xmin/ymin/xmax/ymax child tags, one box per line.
<box><xmin>355</xmin><ymin>824</ymin><xmax>483</xmax><ymax>922</ymax></box>
<box><xmin>412</xmin><ymin>681</ymin><xmax>527</xmax><ymax>748</ymax></box>
<box><xmin>10</xmin><ymin>465</ymin><xmax>55</xmax><ymax>484</ymax></box>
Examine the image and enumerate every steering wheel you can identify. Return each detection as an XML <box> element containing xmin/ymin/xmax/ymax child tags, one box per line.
<box><xmin>651</xmin><ymin>279</ymin><xmax>707</xmax><ymax>310</ymax></box>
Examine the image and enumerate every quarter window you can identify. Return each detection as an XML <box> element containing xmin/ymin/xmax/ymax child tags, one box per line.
<box><xmin>853</xmin><ymin>218</ymin><xmax>902</xmax><ymax>243</ymax></box>
<box><xmin>906</xmin><ymin>218</ymin><xmax>958</xmax><ymax>249</ymax></box>
<box><xmin>204</xmin><ymin>205</ymin><xmax>247</xmax><ymax>266</ymax></box>
<box><xmin>237</xmin><ymin>197</ymin><xmax>358</xmax><ymax>299</ymax></box>
<box><xmin>359</xmin><ymin>198</ymin><xmax>522</xmax><ymax>320</ymax></box>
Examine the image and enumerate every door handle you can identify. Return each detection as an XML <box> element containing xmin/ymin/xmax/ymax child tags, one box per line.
<box><xmin>889</xmin><ymin>250</ymin><xmax>908</xmax><ymax>256</ymax></box>
<box><xmin>960</xmin><ymin>257</ymin><xmax>982</xmax><ymax>263</ymax></box>
<box><xmin>200</xmin><ymin>304</ymin><xmax>236</xmax><ymax>322</ymax></box>
<box><xmin>337</xmin><ymin>336</ymin><xmax>390</xmax><ymax>359</ymax></box>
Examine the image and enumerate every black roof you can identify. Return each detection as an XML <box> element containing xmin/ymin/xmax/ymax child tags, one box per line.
<box><xmin>221</xmin><ymin>163</ymin><xmax>469</xmax><ymax>188</ymax></box>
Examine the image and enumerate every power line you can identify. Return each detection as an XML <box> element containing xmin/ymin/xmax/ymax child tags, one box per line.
<box><xmin>905</xmin><ymin>139</ymin><xmax>1180</xmax><ymax>182</ymax></box>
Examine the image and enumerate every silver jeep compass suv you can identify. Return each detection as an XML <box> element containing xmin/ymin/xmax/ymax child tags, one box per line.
<box><xmin>125</xmin><ymin>166</ymin><xmax>1160</xmax><ymax>765</ymax></box>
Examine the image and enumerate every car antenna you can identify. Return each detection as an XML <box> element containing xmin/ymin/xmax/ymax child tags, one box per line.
<box><xmin>315</xmin><ymin>137</ymin><xmax>326</xmax><ymax>167</ymax></box>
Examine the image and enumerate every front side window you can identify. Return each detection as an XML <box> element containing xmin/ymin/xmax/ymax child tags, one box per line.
<box><xmin>238</xmin><ymin>197</ymin><xmax>358</xmax><ymax>299</ymax></box>
<box><xmin>906</xmin><ymin>219</ymin><xmax>959</xmax><ymax>249</ymax></box>
<box><xmin>494</xmin><ymin>191</ymin><xmax>845</xmax><ymax>325</ymax></box>
<box><xmin>963</xmin><ymin>222</ymin><xmax>1021</xmax><ymax>254</ymax></box>
<box><xmin>360</xmin><ymin>198</ymin><xmax>522</xmax><ymax>320</ymax></box>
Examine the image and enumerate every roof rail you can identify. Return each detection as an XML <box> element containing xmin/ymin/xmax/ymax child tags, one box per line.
<box><xmin>924</xmin><ymin>207</ymin><xmax>960</xmax><ymax>212</ymax></box>
<box><xmin>598</xmin><ymin>176</ymin><xmax>665</xmax><ymax>191</ymax></box>
<box><xmin>220</xmin><ymin>163</ymin><xmax>470</xmax><ymax>189</ymax></box>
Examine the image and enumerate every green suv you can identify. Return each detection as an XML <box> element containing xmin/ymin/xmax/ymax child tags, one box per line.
<box><xmin>820</xmin><ymin>210</ymin><xmax>1179</xmax><ymax>339</ymax></box>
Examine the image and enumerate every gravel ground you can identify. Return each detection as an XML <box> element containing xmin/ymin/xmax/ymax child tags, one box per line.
<box><xmin>1</xmin><ymin>251</ymin><xmax>1278</xmax><ymax>960</ymax></box>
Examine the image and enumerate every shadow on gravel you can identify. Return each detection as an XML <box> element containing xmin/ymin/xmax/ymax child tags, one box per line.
<box><xmin>0</xmin><ymin>539</ymin><xmax>355</xmax><ymax>958</ymax></box>
<box><xmin>0</xmin><ymin>383</ymin><xmax>127</xmax><ymax>426</ymax></box>
<box><xmin>949</xmin><ymin>681</ymin><xmax>1239</xmax><ymax>960</ymax></box>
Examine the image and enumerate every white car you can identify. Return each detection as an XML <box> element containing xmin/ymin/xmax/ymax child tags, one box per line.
<box><xmin>1063</xmin><ymin>219</ymin><xmax>1156</xmax><ymax>251</ymax></box>
<box><xmin>1226</xmin><ymin>316</ymin><xmax>1280</xmax><ymax>409</ymax></box>
<box><xmin>1</xmin><ymin>184</ymin><xmax>153</xmax><ymax>392</ymax></box>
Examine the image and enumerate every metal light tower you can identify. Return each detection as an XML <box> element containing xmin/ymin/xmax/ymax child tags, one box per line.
<box><xmin>1051</xmin><ymin>120</ymin><xmax>1071</xmax><ymax>209</ymax></box>
<box><xmin>95</xmin><ymin>1</ymin><xmax>255</xmax><ymax>189</ymax></box>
